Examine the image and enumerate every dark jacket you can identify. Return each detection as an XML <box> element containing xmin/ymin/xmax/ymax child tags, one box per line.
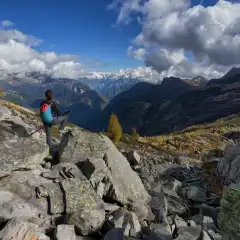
<box><xmin>40</xmin><ymin>99</ymin><xmax>60</xmax><ymax>117</ymax></box>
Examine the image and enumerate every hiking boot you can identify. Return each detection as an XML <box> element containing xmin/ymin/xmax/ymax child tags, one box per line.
<box><xmin>59</xmin><ymin>129</ymin><xmax>68</xmax><ymax>137</ymax></box>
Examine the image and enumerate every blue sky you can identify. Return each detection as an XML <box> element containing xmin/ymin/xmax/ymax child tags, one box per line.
<box><xmin>0</xmin><ymin>0</ymin><xmax>239</xmax><ymax>76</ymax></box>
<box><xmin>0</xmin><ymin>0</ymin><xmax>144</xmax><ymax>71</ymax></box>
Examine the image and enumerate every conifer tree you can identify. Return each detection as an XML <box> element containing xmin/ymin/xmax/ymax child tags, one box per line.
<box><xmin>107</xmin><ymin>113</ymin><xmax>122</xmax><ymax>142</ymax></box>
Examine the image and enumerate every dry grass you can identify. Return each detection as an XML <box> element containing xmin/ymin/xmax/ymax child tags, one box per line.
<box><xmin>137</xmin><ymin>114</ymin><xmax>240</xmax><ymax>155</ymax></box>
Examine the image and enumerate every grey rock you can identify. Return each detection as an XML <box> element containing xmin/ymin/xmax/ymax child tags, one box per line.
<box><xmin>202</xmin><ymin>230</ymin><xmax>212</xmax><ymax>240</ymax></box>
<box><xmin>103</xmin><ymin>203</ymin><xmax>120</xmax><ymax>213</ymax></box>
<box><xmin>60</xmin><ymin>179</ymin><xmax>104</xmax><ymax>214</ymax></box>
<box><xmin>186</xmin><ymin>186</ymin><xmax>206</xmax><ymax>202</ymax></box>
<box><xmin>129</xmin><ymin>203</ymin><xmax>149</xmax><ymax>222</ymax></box>
<box><xmin>68</xmin><ymin>209</ymin><xmax>105</xmax><ymax>236</ymax></box>
<box><xmin>217</xmin><ymin>144</ymin><xmax>240</xmax><ymax>184</ymax></box>
<box><xmin>167</xmin><ymin>195</ymin><xmax>188</xmax><ymax>216</ymax></box>
<box><xmin>42</xmin><ymin>163</ymin><xmax>87</xmax><ymax>181</ymax></box>
<box><xmin>35</xmin><ymin>232</ymin><xmax>50</xmax><ymax>240</ymax></box>
<box><xmin>150</xmin><ymin>222</ymin><xmax>173</xmax><ymax>240</ymax></box>
<box><xmin>56</xmin><ymin>225</ymin><xmax>76</xmax><ymax>240</ymax></box>
<box><xmin>176</xmin><ymin>226</ymin><xmax>201</xmax><ymax>240</ymax></box>
<box><xmin>40</xmin><ymin>183</ymin><xmax>64</xmax><ymax>214</ymax></box>
<box><xmin>1</xmin><ymin>118</ymin><xmax>35</xmax><ymax>137</ymax></box>
<box><xmin>0</xmin><ymin>135</ymin><xmax>48</xmax><ymax>178</ymax></box>
<box><xmin>96</xmin><ymin>182</ymin><xmax>105</xmax><ymax>198</ymax></box>
<box><xmin>43</xmin><ymin>162</ymin><xmax>52</xmax><ymax>170</ymax></box>
<box><xmin>174</xmin><ymin>216</ymin><xmax>188</xmax><ymax>229</ymax></box>
<box><xmin>0</xmin><ymin>170</ymin><xmax>53</xmax><ymax>221</ymax></box>
<box><xmin>59</xmin><ymin>130</ymin><xmax>151</xmax><ymax>206</ymax></box>
<box><xmin>149</xmin><ymin>184</ymin><xmax>168</xmax><ymax>222</ymax></box>
<box><xmin>0</xmin><ymin>218</ymin><xmax>40</xmax><ymax>240</ymax></box>
<box><xmin>161</xmin><ymin>179</ymin><xmax>182</xmax><ymax>197</ymax></box>
<box><xmin>0</xmin><ymin>189</ymin><xmax>47</xmax><ymax>220</ymax></box>
<box><xmin>104</xmin><ymin>210</ymin><xmax>141</xmax><ymax>237</ymax></box>
<box><xmin>0</xmin><ymin>106</ymin><xmax>10</xmax><ymax>120</ymax></box>
<box><xmin>127</xmin><ymin>151</ymin><xmax>141</xmax><ymax>165</ymax></box>
<box><xmin>206</xmin><ymin>229</ymin><xmax>222</xmax><ymax>240</ymax></box>
<box><xmin>140</xmin><ymin>167</ymin><xmax>154</xmax><ymax>182</ymax></box>
<box><xmin>82</xmin><ymin>157</ymin><xmax>110</xmax><ymax>188</ymax></box>
<box><xmin>53</xmin><ymin>163</ymin><xmax>86</xmax><ymax>180</ymax></box>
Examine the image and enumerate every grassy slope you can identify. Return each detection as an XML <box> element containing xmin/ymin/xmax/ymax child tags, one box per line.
<box><xmin>137</xmin><ymin>114</ymin><xmax>240</xmax><ymax>156</ymax></box>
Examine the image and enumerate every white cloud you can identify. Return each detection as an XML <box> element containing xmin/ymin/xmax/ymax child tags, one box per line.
<box><xmin>1</xmin><ymin>20</ymin><xmax>14</xmax><ymax>27</ymax></box>
<box><xmin>0</xmin><ymin>29</ymin><xmax>42</xmax><ymax>46</ymax></box>
<box><xmin>0</xmin><ymin>27</ymin><xmax>87</xmax><ymax>79</ymax></box>
<box><xmin>127</xmin><ymin>46</ymin><xmax>146</xmax><ymax>60</ymax></box>
<box><xmin>110</xmin><ymin>0</ymin><xmax>240</xmax><ymax>79</ymax></box>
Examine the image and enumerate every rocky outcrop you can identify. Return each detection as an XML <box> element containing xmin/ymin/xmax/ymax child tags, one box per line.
<box><xmin>0</xmin><ymin>101</ymin><xmax>233</xmax><ymax>240</ymax></box>
<box><xmin>217</xmin><ymin>144</ymin><xmax>240</xmax><ymax>184</ymax></box>
<box><xmin>58</xmin><ymin>129</ymin><xmax>151</xmax><ymax>207</ymax></box>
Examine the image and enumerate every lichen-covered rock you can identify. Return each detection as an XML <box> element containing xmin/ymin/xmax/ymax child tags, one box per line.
<box><xmin>60</xmin><ymin>179</ymin><xmax>104</xmax><ymax>214</ymax></box>
<box><xmin>59</xmin><ymin>130</ymin><xmax>151</xmax><ymax>206</ymax></box>
<box><xmin>68</xmin><ymin>209</ymin><xmax>105</xmax><ymax>236</ymax></box>
<box><xmin>218</xmin><ymin>182</ymin><xmax>240</xmax><ymax>239</ymax></box>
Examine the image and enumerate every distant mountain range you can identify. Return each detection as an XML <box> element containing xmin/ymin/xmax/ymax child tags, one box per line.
<box><xmin>0</xmin><ymin>67</ymin><xmax>239</xmax><ymax>135</ymax></box>
<box><xmin>96</xmin><ymin>68</ymin><xmax>240</xmax><ymax>135</ymax></box>
<box><xmin>0</xmin><ymin>74</ymin><xmax>107</xmax><ymax>130</ymax></box>
<box><xmin>78</xmin><ymin>67</ymin><xmax>162</xmax><ymax>99</ymax></box>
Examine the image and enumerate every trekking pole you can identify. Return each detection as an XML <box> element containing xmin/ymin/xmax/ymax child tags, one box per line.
<box><xmin>29</xmin><ymin>125</ymin><xmax>44</xmax><ymax>137</ymax></box>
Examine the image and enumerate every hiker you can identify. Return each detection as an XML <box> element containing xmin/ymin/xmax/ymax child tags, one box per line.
<box><xmin>40</xmin><ymin>90</ymin><xmax>70</xmax><ymax>154</ymax></box>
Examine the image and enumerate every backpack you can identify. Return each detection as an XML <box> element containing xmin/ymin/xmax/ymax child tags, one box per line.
<box><xmin>40</xmin><ymin>102</ymin><xmax>53</xmax><ymax>124</ymax></box>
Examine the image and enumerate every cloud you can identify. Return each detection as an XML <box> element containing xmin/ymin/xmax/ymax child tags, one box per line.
<box><xmin>0</xmin><ymin>28</ymin><xmax>87</xmax><ymax>79</ymax></box>
<box><xmin>110</xmin><ymin>0</ymin><xmax>240</xmax><ymax>79</ymax></box>
<box><xmin>0</xmin><ymin>29</ymin><xmax>42</xmax><ymax>46</ymax></box>
<box><xmin>127</xmin><ymin>46</ymin><xmax>146</xmax><ymax>60</ymax></box>
<box><xmin>1</xmin><ymin>20</ymin><xmax>14</xmax><ymax>27</ymax></box>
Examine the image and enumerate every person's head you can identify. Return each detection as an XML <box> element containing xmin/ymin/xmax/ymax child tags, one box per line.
<box><xmin>45</xmin><ymin>90</ymin><xmax>53</xmax><ymax>101</ymax></box>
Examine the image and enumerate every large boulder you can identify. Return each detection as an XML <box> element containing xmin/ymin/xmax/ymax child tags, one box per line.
<box><xmin>218</xmin><ymin>182</ymin><xmax>240</xmax><ymax>239</ymax></box>
<box><xmin>0</xmin><ymin>132</ymin><xmax>48</xmax><ymax>178</ymax></box>
<box><xmin>61</xmin><ymin>179</ymin><xmax>105</xmax><ymax>235</ymax></box>
<box><xmin>217</xmin><ymin>144</ymin><xmax>240</xmax><ymax>184</ymax></box>
<box><xmin>58</xmin><ymin>130</ymin><xmax>151</xmax><ymax>206</ymax></box>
